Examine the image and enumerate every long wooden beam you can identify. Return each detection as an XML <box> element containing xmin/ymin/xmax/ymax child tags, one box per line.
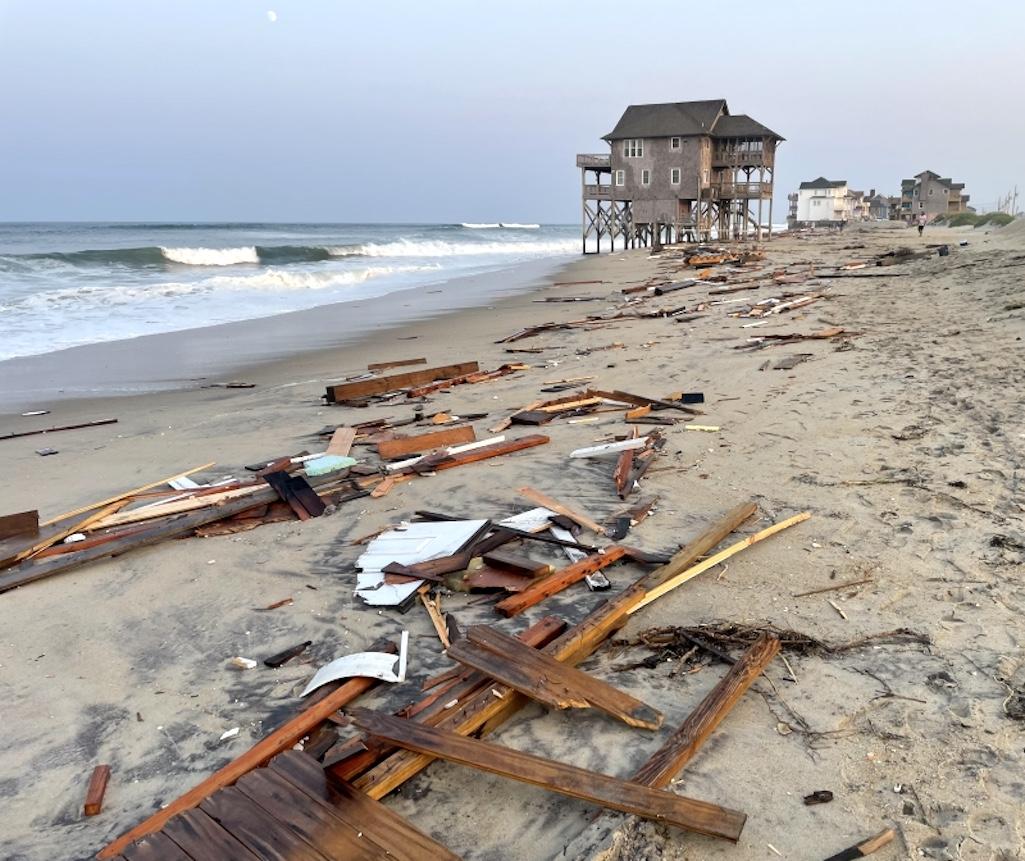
<box><xmin>348</xmin><ymin>709</ymin><xmax>746</xmax><ymax>842</ymax></box>
<box><xmin>494</xmin><ymin>546</ymin><xmax>627</xmax><ymax>617</ymax></box>
<box><xmin>98</xmin><ymin>642</ymin><xmax>398</xmax><ymax>858</ymax></box>
<box><xmin>325</xmin><ymin>362</ymin><xmax>479</xmax><ymax>403</ymax></box>
<box><xmin>631</xmin><ymin>634</ymin><xmax>780</xmax><ymax>787</ymax></box>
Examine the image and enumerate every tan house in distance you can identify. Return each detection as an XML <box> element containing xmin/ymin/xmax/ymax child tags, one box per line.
<box><xmin>900</xmin><ymin>170</ymin><xmax>970</xmax><ymax>222</ymax></box>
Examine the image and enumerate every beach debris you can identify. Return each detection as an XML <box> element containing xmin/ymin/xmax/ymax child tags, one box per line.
<box><xmin>257</xmin><ymin>597</ymin><xmax>293</xmax><ymax>611</ymax></box>
<box><xmin>219</xmin><ymin>727</ymin><xmax>240</xmax><ymax>742</ymax></box>
<box><xmin>584</xmin><ymin>571</ymin><xmax>611</xmax><ymax>591</ymax></box>
<box><xmin>325</xmin><ymin>426</ymin><xmax>357</xmax><ymax>456</ymax></box>
<box><xmin>347</xmin><ymin>708</ymin><xmax>746</xmax><ymax>842</ymax></box>
<box><xmin>823</xmin><ymin>827</ymin><xmax>896</xmax><ymax>861</ymax></box>
<box><xmin>263</xmin><ymin>640</ymin><xmax>312</xmax><ymax>668</ymax></box>
<box><xmin>300</xmin><ymin>631</ymin><xmax>409</xmax><ymax>696</ymax></box>
<box><xmin>83</xmin><ymin>765</ymin><xmax>112</xmax><ymax>817</ymax></box>
<box><xmin>367</xmin><ymin>357</ymin><xmax>427</xmax><ymax>371</ymax></box>
<box><xmin>35</xmin><ymin>448</ymin><xmax>59</xmax><ymax>456</ymax></box>
<box><xmin>0</xmin><ymin>510</ymin><xmax>39</xmax><ymax>541</ymax></box>
<box><xmin>325</xmin><ymin>360</ymin><xmax>480</xmax><ymax>403</ymax></box>
<box><xmin>304</xmin><ymin>454</ymin><xmax>357</xmax><ymax>476</ymax></box>
<box><xmin>21</xmin><ymin>410</ymin><xmax>49</xmax><ymax>416</ymax></box>
<box><xmin>1</xmin><ymin>417</ymin><xmax>118</xmax><ymax>441</ymax></box>
<box><xmin>356</xmin><ymin>519</ymin><xmax>490</xmax><ymax>606</ymax></box>
<box><xmin>517</xmin><ymin>486</ymin><xmax>606</xmax><ymax>535</ymax></box>
<box><xmin>228</xmin><ymin>657</ymin><xmax>258</xmax><ymax>670</ymax></box>
<box><xmin>570</xmin><ymin>436</ymin><xmax>650</xmax><ymax>458</ymax></box>
<box><xmin>495</xmin><ymin>546</ymin><xmax>628</xmax><ymax>617</ymax></box>
<box><xmin>262</xmin><ymin>470</ymin><xmax>326</xmax><ymax>520</ymax></box>
<box><xmin>377</xmin><ymin>425</ymin><xmax>476</xmax><ymax>459</ymax></box>
<box><xmin>447</xmin><ymin>624</ymin><xmax>664</xmax><ymax>729</ymax></box>
<box><xmin>804</xmin><ymin>790</ymin><xmax>834</xmax><ymax>805</ymax></box>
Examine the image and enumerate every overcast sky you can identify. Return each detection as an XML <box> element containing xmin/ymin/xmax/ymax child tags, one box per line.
<box><xmin>1</xmin><ymin>0</ymin><xmax>1022</xmax><ymax>222</ymax></box>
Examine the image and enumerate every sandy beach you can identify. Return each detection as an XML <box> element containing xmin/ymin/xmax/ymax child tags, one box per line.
<box><xmin>2</xmin><ymin>220</ymin><xmax>1025</xmax><ymax>860</ymax></box>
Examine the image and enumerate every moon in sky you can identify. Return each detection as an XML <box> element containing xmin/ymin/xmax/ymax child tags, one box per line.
<box><xmin>266</xmin><ymin>10</ymin><xmax>278</xmax><ymax>23</ymax></box>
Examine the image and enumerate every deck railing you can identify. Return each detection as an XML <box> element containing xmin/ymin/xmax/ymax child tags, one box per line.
<box><xmin>577</xmin><ymin>153</ymin><xmax>611</xmax><ymax>169</ymax></box>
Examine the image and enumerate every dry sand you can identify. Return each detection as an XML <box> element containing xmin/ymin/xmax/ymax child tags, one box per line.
<box><xmin>1</xmin><ymin>220</ymin><xmax>1024</xmax><ymax>860</ymax></box>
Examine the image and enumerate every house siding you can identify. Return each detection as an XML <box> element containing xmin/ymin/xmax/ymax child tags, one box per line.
<box><xmin>610</xmin><ymin>135</ymin><xmax>706</xmax><ymax>224</ymax></box>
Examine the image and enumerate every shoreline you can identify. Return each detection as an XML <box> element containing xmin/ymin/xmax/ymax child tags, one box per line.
<box><xmin>0</xmin><ymin>253</ymin><xmax>578</xmax><ymax>413</ymax></box>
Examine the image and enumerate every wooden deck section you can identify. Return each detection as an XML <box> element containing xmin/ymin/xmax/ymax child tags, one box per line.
<box><xmin>106</xmin><ymin>750</ymin><xmax>459</xmax><ymax>861</ymax></box>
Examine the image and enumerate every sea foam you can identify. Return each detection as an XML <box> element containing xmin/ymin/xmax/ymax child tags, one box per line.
<box><xmin>160</xmin><ymin>246</ymin><xmax>260</xmax><ymax>265</ymax></box>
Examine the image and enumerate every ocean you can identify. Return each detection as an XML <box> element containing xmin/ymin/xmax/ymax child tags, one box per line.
<box><xmin>0</xmin><ymin>222</ymin><xmax>578</xmax><ymax>362</ymax></box>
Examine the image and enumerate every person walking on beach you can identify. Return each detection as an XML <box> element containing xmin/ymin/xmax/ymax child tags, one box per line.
<box><xmin>917</xmin><ymin>214</ymin><xmax>925</xmax><ymax>237</ymax></box>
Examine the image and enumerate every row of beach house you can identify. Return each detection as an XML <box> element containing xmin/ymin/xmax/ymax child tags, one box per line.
<box><xmin>787</xmin><ymin>171</ymin><xmax>971</xmax><ymax>227</ymax></box>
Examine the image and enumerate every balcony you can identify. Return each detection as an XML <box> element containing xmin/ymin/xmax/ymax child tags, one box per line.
<box><xmin>576</xmin><ymin>153</ymin><xmax>611</xmax><ymax>169</ymax></box>
<box><xmin>712</xmin><ymin>150</ymin><xmax>766</xmax><ymax>167</ymax></box>
<box><xmin>710</xmin><ymin>182</ymin><xmax>772</xmax><ymax>199</ymax></box>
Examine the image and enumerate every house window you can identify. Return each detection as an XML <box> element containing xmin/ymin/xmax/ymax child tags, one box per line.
<box><xmin>641</xmin><ymin>169</ymin><xmax>650</xmax><ymax>186</ymax></box>
<box><xmin>670</xmin><ymin>168</ymin><xmax>680</xmax><ymax>185</ymax></box>
<box><xmin>623</xmin><ymin>139</ymin><xmax>643</xmax><ymax>158</ymax></box>
<box><xmin>928</xmin><ymin>188</ymin><xmax>933</xmax><ymax>196</ymax></box>
<box><xmin>614</xmin><ymin>170</ymin><xmax>625</xmax><ymax>186</ymax></box>
<box><xmin>670</xmin><ymin>137</ymin><xmax>681</xmax><ymax>150</ymax></box>
<box><xmin>702</xmin><ymin>169</ymin><xmax>709</xmax><ymax>184</ymax></box>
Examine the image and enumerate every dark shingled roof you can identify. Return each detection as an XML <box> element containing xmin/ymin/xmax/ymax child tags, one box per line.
<box><xmin>799</xmin><ymin>177</ymin><xmax>847</xmax><ymax>190</ymax></box>
<box><xmin>712</xmin><ymin>114</ymin><xmax>784</xmax><ymax>140</ymax></box>
<box><xmin>603</xmin><ymin>100</ymin><xmax>727</xmax><ymax>140</ymax></box>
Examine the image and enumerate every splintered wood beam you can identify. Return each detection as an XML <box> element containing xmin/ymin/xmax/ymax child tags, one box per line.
<box><xmin>325</xmin><ymin>427</ymin><xmax>356</xmax><ymax>457</ymax></box>
<box><xmin>97</xmin><ymin>642</ymin><xmax>397</xmax><ymax>858</ymax></box>
<box><xmin>0</xmin><ymin>510</ymin><xmax>38</xmax><ymax>541</ymax></box>
<box><xmin>494</xmin><ymin>546</ymin><xmax>627</xmax><ymax>617</ymax></box>
<box><xmin>408</xmin><ymin>435</ymin><xmax>549</xmax><ymax>474</ymax></box>
<box><xmin>325</xmin><ymin>362</ymin><xmax>479</xmax><ymax>403</ymax></box>
<box><xmin>631</xmin><ymin>634</ymin><xmax>780</xmax><ymax>787</ymax></box>
<box><xmin>453</xmin><ymin>625</ymin><xmax>663</xmax><ymax>729</ymax></box>
<box><xmin>515</xmin><ymin>486</ymin><xmax>606</xmax><ymax>534</ymax></box>
<box><xmin>377</xmin><ymin>425</ymin><xmax>476</xmax><ymax>460</ymax></box>
<box><xmin>348</xmin><ymin>709</ymin><xmax>746</xmax><ymax>842</ymax></box>
<box><xmin>352</xmin><ymin>503</ymin><xmax>759</xmax><ymax>801</ymax></box>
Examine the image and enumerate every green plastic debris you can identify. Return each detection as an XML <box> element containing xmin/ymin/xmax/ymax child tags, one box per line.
<box><xmin>305</xmin><ymin>455</ymin><xmax>357</xmax><ymax>476</ymax></box>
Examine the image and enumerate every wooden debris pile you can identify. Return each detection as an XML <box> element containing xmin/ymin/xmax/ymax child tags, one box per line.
<box><xmin>99</xmin><ymin>502</ymin><xmax>814</xmax><ymax>859</ymax></box>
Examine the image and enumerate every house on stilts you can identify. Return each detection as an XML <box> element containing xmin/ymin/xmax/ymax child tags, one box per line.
<box><xmin>576</xmin><ymin>99</ymin><xmax>783</xmax><ymax>252</ymax></box>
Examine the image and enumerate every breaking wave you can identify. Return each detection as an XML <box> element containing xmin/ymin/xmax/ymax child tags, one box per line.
<box><xmin>460</xmin><ymin>223</ymin><xmax>501</xmax><ymax>229</ymax></box>
<box><xmin>160</xmin><ymin>246</ymin><xmax>259</xmax><ymax>265</ymax></box>
<box><xmin>329</xmin><ymin>238</ymin><xmax>577</xmax><ymax>258</ymax></box>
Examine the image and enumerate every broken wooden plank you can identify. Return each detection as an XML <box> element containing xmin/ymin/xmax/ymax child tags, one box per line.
<box><xmin>97</xmin><ymin>643</ymin><xmax>397</xmax><ymax>858</ymax></box>
<box><xmin>325</xmin><ymin>362</ymin><xmax>479</xmax><ymax>403</ymax></box>
<box><xmin>0</xmin><ymin>510</ymin><xmax>39</xmax><ymax>542</ymax></box>
<box><xmin>494</xmin><ymin>546</ymin><xmax>627</xmax><ymax>617</ymax></box>
<box><xmin>325</xmin><ymin>427</ymin><xmax>356</xmax><ymax>457</ymax></box>
<box><xmin>405</xmin><ymin>435</ymin><xmax>549</xmax><ymax>475</ymax></box>
<box><xmin>631</xmin><ymin>634</ymin><xmax>780</xmax><ymax>786</ymax></box>
<box><xmin>84</xmin><ymin>764</ymin><xmax>112</xmax><ymax>816</ymax></box>
<box><xmin>586</xmin><ymin>388</ymin><xmax>702</xmax><ymax>415</ymax></box>
<box><xmin>269</xmin><ymin>750</ymin><xmax>462</xmax><ymax>861</ymax></box>
<box><xmin>368</xmin><ymin>357</ymin><xmax>427</xmax><ymax>372</ymax></box>
<box><xmin>516</xmin><ymin>487</ymin><xmax>605</xmax><ymax>535</ymax></box>
<box><xmin>161</xmin><ymin>808</ymin><xmax>260</xmax><ymax>860</ymax></box>
<box><xmin>348</xmin><ymin>709</ymin><xmax>745</xmax><ymax>842</ymax></box>
<box><xmin>262</xmin><ymin>471</ymin><xmax>322</xmax><ymax>521</ymax></box>
<box><xmin>0</xmin><ymin>417</ymin><xmax>118</xmax><ymax>441</ymax></box>
<box><xmin>377</xmin><ymin>426</ymin><xmax>475</xmax><ymax>460</ymax></box>
<box><xmin>455</xmin><ymin>625</ymin><xmax>663</xmax><ymax>729</ymax></box>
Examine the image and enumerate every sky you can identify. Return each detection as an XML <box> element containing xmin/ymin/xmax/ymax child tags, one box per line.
<box><xmin>1</xmin><ymin>0</ymin><xmax>1023</xmax><ymax>223</ymax></box>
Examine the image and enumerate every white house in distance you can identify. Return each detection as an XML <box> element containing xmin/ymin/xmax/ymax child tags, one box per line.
<box><xmin>793</xmin><ymin>177</ymin><xmax>849</xmax><ymax>226</ymax></box>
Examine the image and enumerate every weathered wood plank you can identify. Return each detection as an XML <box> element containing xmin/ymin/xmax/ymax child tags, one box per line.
<box><xmin>406</xmin><ymin>435</ymin><xmax>549</xmax><ymax>474</ymax></box>
<box><xmin>120</xmin><ymin>832</ymin><xmax>193</xmax><ymax>861</ymax></box>
<box><xmin>162</xmin><ymin>808</ymin><xmax>260</xmax><ymax>861</ymax></box>
<box><xmin>631</xmin><ymin>634</ymin><xmax>780</xmax><ymax>787</ymax></box>
<box><xmin>348</xmin><ymin>709</ymin><xmax>746</xmax><ymax>842</ymax></box>
<box><xmin>199</xmin><ymin>786</ymin><xmax>332</xmax><ymax>861</ymax></box>
<box><xmin>480</xmin><ymin>549</ymin><xmax>552</xmax><ymax>578</ymax></box>
<box><xmin>515</xmin><ymin>486</ymin><xmax>605</xmax><ymax>534</ymax></box>
<box><xmin>270</xmin><ymin>751</ymin><xmax>461</xmax><ymax>861</ymax></box>
<box><xmin>0</xmin><ymin>510</ymin><xmax>38</xmax><ymax>542</ymax></box>
<box><xmin>377</xmin><ymin>425</ymin><xmax>476</xmax><ymax>460</ymax></box>
<box><xmin>453</xmin><ymin>625</ymin><xmax>663</xmax><ymax>729</ymax></box>
<box><xmin>325</xmin><ymin>427</ymin><xmax>356</xmax><ymax>456</ymax></box>
<box><xmin>326</xmin><ymin>362</ymin><xmax>479</xmax><ymax>403</ymax></box>
<box><xmin>98</xmin><ymin>644</ymin><xmax>395</xmax><ymax>858</ymax></box>
<box><xmin>494</xmin><ymin>546</ymin><xmax>627</xmax><ymax>617</ymax></box>
<box><xmin>234</xmin><ymin>768</ymin><xmax>390</xmax><ymax>861</ymax></box>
